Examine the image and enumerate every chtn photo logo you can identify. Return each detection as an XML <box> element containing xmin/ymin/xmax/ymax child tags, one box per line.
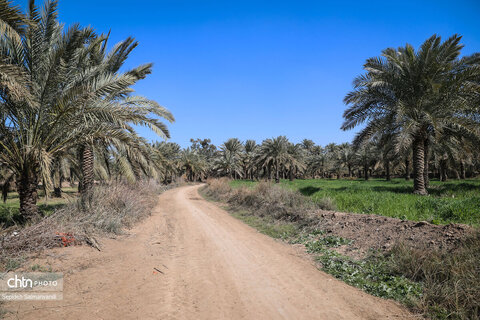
<box><xmin>7</xmin><ymin>275</ymin><xmax>34</xmax><ymax>289</ymax></box>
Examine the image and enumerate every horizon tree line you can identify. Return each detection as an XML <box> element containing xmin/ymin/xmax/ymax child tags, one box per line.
<box><xmin>154</xmin><ymin>134</ymin><xmax>480</xmax><ymax>186</ymax></box>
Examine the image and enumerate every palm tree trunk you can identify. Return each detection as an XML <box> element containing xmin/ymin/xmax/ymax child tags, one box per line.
<box><xmin>18</xmin><ymin>168</ymin><xmax>39</xmax><ymax>219</ymax></box>
<box><xmin>460</xmin><ymin>161</ymin><xmax>466</xmax><ymax>179</ymax></box>
<box><xmin>440</xmin><ymin>160</ymin><xmax>448</xmax><ymax>182</ymax></box>
<box><xmin>275</xmin><ymin>160</ymin><xmax>280</xmax><ymax>183</ymax></box>
<box><xmin>405</xmin><ymin>158</ymin><xmax>410</xmax><ymax>180</ymax></box>
<box><xmin>455</xmin><ymin>170</ymin><xmax>460</xmax><ymax>180</ymax></box>
<box><xmin>423</xmin><ymin>139</ymin><xmax>430</xmax><ymax>189</ymax></box>
<box><xmin>54</xmin><ymin>175</ymin><xmax>63</xmax><ymax>198</ymax></box>
<box><xmin>81</xmin><ymin>144</ymin><xmax>94</xmax><ymax>195</ymax></box>
<box><xmin>385</xmin><ymin>160</ymin><xmax>391</xmax><ymax>181</ymax></box>
<box><xmin>413</xmin><ymin>137</ymin><xmax>427</xmax><ymax>195</ymax></box>
<box><xmin>364</xmin><ymin>165</ymin><xmax>369</xmax><ymax>180</ymax></box>
<box><xmin>348</xmin><ymin>165</ymin><xmax>352</xmax><ymax>178</ymax></box>
<box><xmin>53</xmin><ymin>168</ymin><xmax>63</xmax><ymax>198</ymax></box>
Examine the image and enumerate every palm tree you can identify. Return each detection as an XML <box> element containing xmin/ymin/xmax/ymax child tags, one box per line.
<box><xmin>241</xmin><ymin>140</ymin><xmax>257</xmax><ymax>180</ymax></box>
<box><xmin>0</xmin><ymin>1</ymin><xmax>173</xmax><ymax>218</ymax></box>
<box><xmin>213</xmin><ymin>150</ymin><xmax>243</xmax><ymax>179</ymax></box>
<box><xmin>180</xmin><ymin>149</ymin><xmax>208</xmax><ymax>182</ymax></box>
<box><xmin>153</xmin><ymin>141</ymin><xmax>181</xmax><ymax>183</ymax></box>
<box><xmin>286</xmin><ymin>143</ymin><xmax>305</xmax><ymax>181</ymax></box>
<box><xmin>342</xmin><ymin>34</ymin><xmax>480</xmax><ymax>195</ymax></box>
<box><xmin>220</xmin><ymin>138</ymin><xmax>243</xmax><ymax>179</ymax></box>
<box><xmin>76</xmin><ymin>33</ymin><xmax>173</xmax><ymax>195</ymax></box>
<box><xmin>355</xmin><ymin>142</ymin><xmax>377</xmax><ymax>180</ymax></box>
<box><xmin>256</xmin><ymin>136</ymin><xmax>292</xmax><ymax>183</ymax></box>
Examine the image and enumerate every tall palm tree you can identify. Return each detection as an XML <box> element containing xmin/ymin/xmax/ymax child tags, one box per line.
<box><xmin>0</xmin><ymin>1</ymin><xmax>173</xmax><ymax>218</ymax></box>
<box><xmin>76</xmin><ymin>33</ymin><xmax>173</xmax><ymax>195</ymax></box>
<box><xmin>342</xmin><ymin>34</ymin><xmax>480</xmax><ymax>194</ymax></box>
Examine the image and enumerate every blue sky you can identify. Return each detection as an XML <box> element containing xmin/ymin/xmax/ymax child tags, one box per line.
<box><xmin>48</xmin><ymin>1</ymin><xmax>480</xmax><ymax>147</ymax></box>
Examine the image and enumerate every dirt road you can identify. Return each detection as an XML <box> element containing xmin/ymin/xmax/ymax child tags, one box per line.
<box><xmin>5</xmin><ymin>185</ymin><xmax>412</xmax><ymax>319</ymax></box>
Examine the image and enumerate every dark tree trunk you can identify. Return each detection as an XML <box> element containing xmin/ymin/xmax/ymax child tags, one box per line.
<box><xmin>275</xmin><ymin>161</ymin><xmax>280</xmax><ymax>183</ymax></box>
<box><xmin>18</xmin><ymin>169</ymin><xmax>39</xmax><ymax>220</ymax></box>
<box><xmin>289</xmin><ymin>168</ymin><xmax>294</xmax><ymax>181</ymax></box>
<box><xmin>460</xmin><ymin>161</ymin><xmax>466</xmax><ymax>179</ymax></box>
<box><xmin>385</xmin><ymin>161</ymin><xmax>391</xmax><ymax>181</ymax></box>
<box><xmin>413</xmin><ymin>137</ymin><xmax>427</xmax><ymax>195</ymax></box>
<box><xmin>405</xmin><ymin>158</ymin><xmax>410</xmax><ymax>181</ymax></box>
<box><xmin>53</xmin><ymin>174</ymin><xmax>63</xmax><ymax>198</ymax></box>
<box><xmin>364</xmin><ymin>165</ymin><xmax>369</xmax><ymax>180</ymax></box>
<box><xmin>348</xmin><ymin>165</ymin><xmax>352</xmax><ymax>178</ymax></box>
<box><xmin>81</xmin><ymin>144</ymin><xmax>94</xmax><ymax>195</ymax></box>
<box><xmin>54</xmin><ymin>187</ymin><xmax>62</xmax><ymax>198</ymax></box>
<box><xmin>423</xmin><ymin>139</ymin><xmax>430</xmax><ymax>189</ymax></box>
<box><xmin>440</xmin><ymin>160</ymin><xmax>448</xmax><ymax>182</ymax></box>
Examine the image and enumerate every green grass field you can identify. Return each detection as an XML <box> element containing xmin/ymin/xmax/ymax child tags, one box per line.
<box><xmin>231</xmin><ymin>178</ymin><xmax>480</xmax><ymax>225</ymax></box>
<box><xmin>0</xmin><ymin>187</ymin><xmax>77</xmax><ymax>226</ymax></box>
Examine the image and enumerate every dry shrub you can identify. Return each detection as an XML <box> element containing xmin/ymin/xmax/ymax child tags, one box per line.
<box><xmin>205</xmin><ymin>179</ymin><xmax>316</xmax><ymax>222</ymax></box>
<box><xmin>389</xmin><ymin>231</ymin><xmax>480</xmax><ymax>319</ymax></box>
<box><xmin>315</xmin><ymin>196</ymin><xmax>337</xmax><ymax>211</ymax></box>
<box><xmin>204</xmin><ymin>178</ymin><xmax>233</xmax><ymax>200</ymax></box>
<box><xmin>1</xmin><ymin>180</ymin><xmax>169</xmax><ymax>260</ymax></box>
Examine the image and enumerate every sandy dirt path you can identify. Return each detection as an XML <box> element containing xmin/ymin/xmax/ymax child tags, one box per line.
<box><xmin>5</xmin><ymin>185</ymin><xmax>413</xmax><ymax>320</ymax></box>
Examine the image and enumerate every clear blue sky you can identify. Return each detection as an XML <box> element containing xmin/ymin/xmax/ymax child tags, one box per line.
<box><xmin>40</xmin><ymin>1</ymin><xmax>480</xmax><ymax>147</ymax></box>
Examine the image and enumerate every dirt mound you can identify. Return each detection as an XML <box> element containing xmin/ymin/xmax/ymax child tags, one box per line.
<box><xmin>314</xmin><ymin>210</ymin><xmax>471</xmax><ymax>258</ymax></box>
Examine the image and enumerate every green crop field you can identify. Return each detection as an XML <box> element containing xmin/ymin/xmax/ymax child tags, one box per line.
<box><xmin>231</xmin><ymin>178</ymin><xmax>480</xmax><ymax>225</ymax></box>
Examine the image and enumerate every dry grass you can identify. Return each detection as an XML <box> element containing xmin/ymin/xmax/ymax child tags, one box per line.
<box><xmin>0</xmin><ymin>180</ymin><xmax>169</xmax><ymax>268</ymax></box>
<box><xmin>205</xmin><ymin>178</ymin><xmax>317</xmax><ymax>222</ymax></box>
<box><xmin>389</xmin><ymin>232</ymin><xmax>480</xmax><ymax>319</ymax></box>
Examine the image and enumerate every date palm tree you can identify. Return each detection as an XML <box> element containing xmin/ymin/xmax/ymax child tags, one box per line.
<box><xmin>0</xmin><ymin>1</ymin><xmax>173</xmax><ymax>218</ymax></box>
<box><xmin>256</xmin><ymin>136</ymin><xmax>292</xmax><ymax>183</ymax></box>
<box><xmin>241</xmin><ymin>140</ymin><xmax>257</xmax><ymax>181</ymax></box>
<box><xmin>342</xmin><ymin>34</ymin><xmax>480</xmax><ymax>194</ymax></box>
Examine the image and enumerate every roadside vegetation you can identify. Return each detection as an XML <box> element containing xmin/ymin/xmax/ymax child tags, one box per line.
<box><xmin>0</xmin><ymin>0</ymin><xmax>176</xmax><ymax>278</ymax></box>
<box><xmin>0</xmin><ymin>180</ymin><xmax>169</xmax><ymax>270</ymax></box>
<box><xmin>202</xmin><ymin>178</ymin><xmax>480</xmax><ymax>319</ymax></box>
<box><xmin>231</xmin><ymin>178</ymin><xmax>480</xmax><ymax>225</ymax></box>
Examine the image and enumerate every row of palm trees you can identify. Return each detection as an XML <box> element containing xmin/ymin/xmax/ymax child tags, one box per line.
<box><xmin>154</xmin><ymin>135</ymin><xmax>480</xmax><ymax>187</ymax></box>
<box><xmin>164</xmin><ymin>35</ymin><xmax>478</xmax><ymax>195</ymax></box>
<box><xmin>0</xmin><ymin>0</ymin><xmax>173</xmax><ymax>219</ymax></box>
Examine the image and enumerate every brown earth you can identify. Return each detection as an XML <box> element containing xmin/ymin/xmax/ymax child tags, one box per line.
<box><xmin>3</xmin><ymin>185</ymin><xmax>415</xmax><ymax>320</ymax></box>
<box><xmin>313</xmin><ymin>210</ymin><xmax>471</xmax><ymax>259</ymax></box>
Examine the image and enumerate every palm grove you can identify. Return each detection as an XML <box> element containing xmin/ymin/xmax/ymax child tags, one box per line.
<box><xmin>160</xmin><ymin>36</ymin><xmax>480</xmax><ymax>192</ymax></box>
<box><xmin>1</xmin><ymin>1</ymin><xmax>479</xmax><ymax>222</ymax></box>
